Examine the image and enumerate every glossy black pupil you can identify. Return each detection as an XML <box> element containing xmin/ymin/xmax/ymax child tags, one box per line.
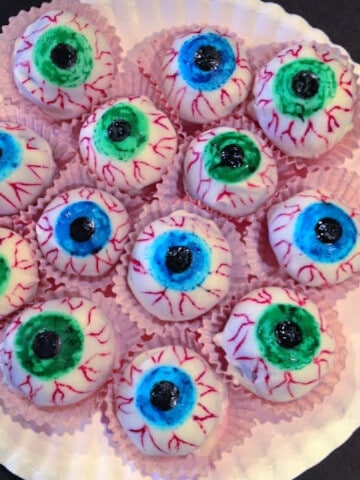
<box><xmin>274</xmin><ymin>320</ymin><xmax>303</xmax><ymax>349</ymax></box>
<box><xmin>0</xmin><ymin>147</ymin><xmax>3</xmax><ymax>159</ymax></box>
<box><xmin>50</xmin><ymin>43</ymin><xmax>77</xmax><ymax>70</ymax></box>
<box><xmin>220</xmin><ymin>144</ymin><xmax>245</xmax><ymax>168</ymax></box>
<box><xmin>70</xmin><ymin>217</ymin><xmax>95</xmax><ymax>242</ymax></box>
<box><xmin>32</xmin><ymin>330</ymin><xmax>62</xmax><ymax>359</ymax></box>
<box><xmin>291</xmin><ymin>70</ymin><xmax>320</xmax><ymax>99</ymax></box>
<box><xmin>315</xmin><ymin>217</ymin><xmax>342</xmax><ymax>244</ymax></box>
<box><xmin>150</xmin><ymin>381</ymin><xmax>179</xmax><ymax>411</ymax></box>
<box><xmin>194</xmin><ymin>45</ymin><xmax>222</xmax><ymax>71</ymax></box>
<box><xmin>165</xmin><ymin>246</ymin><xmax>192</xmax><ymax>273</ymax></box>
<box><xmin>107</xmin><ymin>119</ymin><xmax>131</xmax><ymax>142</ymax></box>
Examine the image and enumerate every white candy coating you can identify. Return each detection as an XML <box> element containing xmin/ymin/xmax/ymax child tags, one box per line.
<box><xmin>251</xmin><ymin>43</ymin><xmax>357</xmax><ymax>158</ymax></box>
<box><xmin>267</xmin><ymin>189</ymin><xmax>360</xmax><ymax>287</ymax></box>
<box><xmin>183</xmin><ymin>126</ymin><xmax>278</xmax><ymax>217</ymax></box>
<box><xmin>79</xmin><ymin>95</ymin><xmax>178</xmax><ymax>191</ymax></box>
<box><xmin>115</xmin><ymin>345</ymin><xmax>223</xmax><ymax>455</ymax></box>
<box><xmin>0</xmin><ymin>228</ymin><xmax>39</xmax><ymax>319</ymax></box>
<box><xmin>215</xmin><ymin>286</ymin><xmax>335</xmax><ymax>402</ymax></box>
<box><xmin>127</xmin><ymin>210</ymin><xmax>232</xmax><ymax>321</ymax></box>
<box><xmin>0</xmin><ymin>297</ymin><xmax>115</xmax><ymax>406</ymax></box>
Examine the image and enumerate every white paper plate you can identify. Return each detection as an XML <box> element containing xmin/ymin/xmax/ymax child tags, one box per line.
<box><xmin>1</xmin><ymin>1</ymin><xmax>359</xmax><ymax>479</ymax></box>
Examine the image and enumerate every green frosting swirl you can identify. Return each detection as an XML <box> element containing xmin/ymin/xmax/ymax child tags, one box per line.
<box><xmin>33</xmin><ymin>25</ymin><xmax>94</xmax><ymax>88</ymax></box>
<box><xmin>255</xmin><ymin>303</ymin><xmax>321</xmax><ymax>370</ymax></box>
<box><xmin>0</xmin><ymin>254</ymin><xmax>11</xmax><ymax>297</ymax></box>
<box><xmin>273</xmin><ymin>58</ymin><xmax>337</xmax><ymax>119</ymax></box>
<box><xmin>14</xmin><ymin>311</ymin><xmax>84</xmax><ymax>379</ymax></box>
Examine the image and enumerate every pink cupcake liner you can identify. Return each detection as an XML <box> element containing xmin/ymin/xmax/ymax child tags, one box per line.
<box><xmin>112</xmin><ymin>197</ymin><xmax>250</xmax><ymax>337</ymax></box>
<box><xmin>0</xmin><ymin>288</ymin><xmax>124</xmax><ymax>433</ymax></box>
<box><xmin>245</xmin><ymin>165</ymin><xmax>360</xmax><ymax>302</ymax></box>
<box><xmin>0</xmin><ymin>0</ymin><xmax>122</xmax><ymax>124</ymax></box>
<box><xmin>246</xmin><ymin>41</ymin><xmax>360</xmax><ymax>174</ymax></box>
<box><xmin>136</xmin><ymin>24</ymin><xmax>252</xmax><ymax>135</ymax></box>
<box><xmin>155</xmin><ymin>113</ymin><xmax>286</xmax><ymax>232</ymax></box>
<box><xmin>17</xmin><ymin>155</ymin><xmax>136</xmax><ymax>296</ymax></box>
<box><xmin>198</xmin><ymin>276</ymin><xmax>347</xmax><ymax>423</ymax></box>
<box><xmin>71</xmin><ymin>69</ymin><xmax>186</xmax><ymax>205</ymax></box>
<box><xmin>102</xmin><ymin>328</ymin><xmax>257</xmax><ymax>480</ymax></box>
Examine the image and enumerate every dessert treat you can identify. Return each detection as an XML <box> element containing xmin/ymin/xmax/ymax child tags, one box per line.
<box><xmin>251</xmin><ymin>43</ymin><xmax>357</xmax><ymax>158</ymax></box>
<box><xmin>214</xmin><ymin>286</ymin><xmax>336</xmax><ymax>402</ymax></box>
<box><xmin>267</xmin><ymin>188</ymin><xmax>360</xmax><ymax>287</ymax></box>
<box><xmin>0</xmin><ymin>296</ymin><xmax>115</xmax><ymax>407</ymax></box>
<box><xmin>35</xmin><ymin>187</ymin><xmax>130</xmax><ymax>277</ymax></box>
<box><xmin>0</xmin><ymin>228</ymin><xmax>39</xmax><ymax>320</ymax></box>
<box><xmin>12</xmin><ymin>9</ymin><xmax>116</xmax><ymax>120</ymax></box>
<box><xmin>79</xmin><ymin>95</ymin><xmax>178</xmax><ymax>192</ymax></box>
<box><xmin>0</xmin><ymin>121</ymin><xmax>55</xmax><ymax>216</ymax></box>
<box><xmin>127</xmin><ymin>209</ymin><xmax>232</xmax><ymax>321</ymax></box>
<box><xmin>160</xmin><ymin>27</ymin><xmax>252</xmax><ymax>124</ymax></box>
<box><xmin>114</xmin><ymin>345</ymin><xmax>224</xmax><ymax>456</ymax></box>
<box><xmin>183</xmin><ymin>125</ymin><xmax>278</xmax><ymax>217</ymax></box>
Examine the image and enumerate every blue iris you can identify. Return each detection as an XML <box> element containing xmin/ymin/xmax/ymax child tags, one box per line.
<box><xmin>54</xmin><ymin>201</ymin><xmax>112</xmax><ymax>257</ymax></box>
<box><xmin>178</xmin><ymin>32</ymin><xmax>236</xmax><ymax>91</ymax></box>
<box><xmin>135</xmin><ymin>365</ymin><xmax>197</xmax><ymax>429</ymax></box>
<box><xmin>148</xmin><ymin>230</ymin><xmax>211</xmax><ymax>291</ymax></box>
<box><xmin>0</xmin><ymin>130</ymin><xmax>22</xmax><ymax>181</ymax></box>
<box><xmin>294</xmin><ymin>202</ymin><xmax>357</xmax><ymax>263</ymax></box>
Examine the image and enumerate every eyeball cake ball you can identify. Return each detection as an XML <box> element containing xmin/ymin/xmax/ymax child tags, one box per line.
<box><xmin>114</xmin><ymin>345</ymin><xmax>224</xmax><ymax>456</ymax></box>
<box><xmin>251</xmin><ymin>43</ymin><xmax>357</xmax><ymax>158</ymax></box>
<box><xmin>12</xmin><ymin>9</ymin><xmax>116</xmax><ymax>120</ymax></box>
<box><xmin>79</xmin><ymin>95</ymin><xmax>178</xmax><ymax>191</ymax></box>
<box><xmin>267</xmin><ymin>189</ymin><xmax>360</xmax><ymax>287</ymax></box>
<box><xmin>160</xmin><ymin>28</ymin><xmax>252</xmax><ymax>124</ymax></box>
<box><xmin>35</xmin><ymin>187</ymin><xmax>130</xmax><ymax>277</ymax></box>
<box><xmin>214</xmin><ymin>286</ymin><xmax>335</xmax><ymax>402</ymax></box>
<box><xmin>0</xmin><ymin>122</ymin><xmax>55</xmax><ymax>216</ymax></box>
<box><xmin>127</xmin><ymin>210</ymin><xmax>232</xmax><ymax>321</ymax></box>
<box><xmin>0</xmin><ymin>228</ymin><xmax>39</xmax><ymax>319</ymax></box>
<box><xmin>0</xmin><ymin>297</ymin><xmax>115</xmax><ymax>407</ymax></box>
<box><xmin>183</xmin><ymin>126</ymin><xmax>278</xmax><ymax>217</ymax></box>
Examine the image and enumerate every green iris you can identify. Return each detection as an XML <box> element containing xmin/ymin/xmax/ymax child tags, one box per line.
<box><xmin>93</xmin><ymin>103</ymin><xmax>149</xmax><ymax>161</ymax></box>
<box><xmin>33</xmin><ymin>25</ymin><xmax>94</xmax><ymax>88</ymax></box>
<box><xmin>203</xmin><ymin>131</ymin><xmax>261</xmax><ymax>184</ymax></box>
<box><xmin>273</xmin><ymin>58</ymin><xmax>337</xmax><ymax>120</ymax></box>
<box><xmin>14</xmin><ymin>311</ymin><xmax>84</xmax><ymax>380</ymax></box>
<box><xmin>0</xmin><ymin>254</ymin><xmax>11</xmax><ymax>297</ymax></box>
<box><xmin>255</xmin><ymin>303</ymin><xmax>321</xmax><ymax>370</ymax></box>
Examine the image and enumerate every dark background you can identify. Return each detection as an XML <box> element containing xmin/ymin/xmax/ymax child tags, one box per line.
<box><xmin>0</xmin><ymin>0</ymin><xmax>359</xmax><ymax>479</ymax></box>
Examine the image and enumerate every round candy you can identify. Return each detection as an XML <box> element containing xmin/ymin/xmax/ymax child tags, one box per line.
<box><xmin>13</xmin><ymin>10</ymin><xmax>115</xmax><ymax>120</ymax></box>
<box><xmin>215</xmin><ymin>286</ymin><xmax>335</xmax><ymax>402</ymax></box>
<box><xmin>0</xmin><ymin>122</ymin><xmax>55</xmax><ymax>215</ymax></box>
<box><xmin>0</xmin><ymin>228</ymin><xmax>39</xmax><ymax>319</ymax></box>
<box><xmin>267</xmin><ymin>189</ymin><xmax>360</xmax><ymax>286</ymax></box>
<box><xmin>183</xmin><ymin>126</ymin><xmax>278</xmax><ymax>217</ymax></box>
<box><xmin>115</xmin><ymin>345</ymin><xmax>223</xmax><ymax>455</ymax></box>
<box><xmin>251</xmin><ymin>43</ymin><xmax>357</xmax><ymax>158</ymax></box>
<box><xmin>79</xmin><ymin>95</ymin><xmax>178</xmax><ymax>191</ymax></box>
<box><xmin>127</xmin><ymin>210</ymin><xmax>232</xmax><ymax>321</ymax></box>
<box><xmin>0</xmin><ymin>297</ymin><xmax>115</xmax><ymax>406</ymax></box>
<box><xmin>160</xmin><ymin>28</ymin><xmax>252</xmax><ymax>123</ymax></box>
<box><xmin>36</xmin><ymin>187</ymin><xmax>130</xmax><ymax>277</ymax></box>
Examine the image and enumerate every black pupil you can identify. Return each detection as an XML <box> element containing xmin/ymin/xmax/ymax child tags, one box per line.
<box><xmin>274</xmin><ymin>320</ymin><xmax>303</xmax><ymax>349</ymax></box>
<box><xmin>32</xmin><ymin>330</ymin><xmax>62</xmax><ymax>359</ymax></box>
<box><xmin>165</xmin><ymin>246</ymin><xmax>192</xmax><ymax>273</ymax></box>
<box><xmin>70</xmin><ymin>217</ymin><xmax>95</xmax><ymax>243</ymax></box>
<box><xmin>291</xmin><ymin>70</ymin><xmax>320</xmax><ymax>99</ymax></box>
<box><xmin>50</xmin><ymin>43</ymin><xmax>77</xmax><ymax>70</ymax></box>
<box><xmin>150</xmin><ymin>381</ymin><xmax>179</xmax><ymax>411</ymax></box>
<box><xmin>219</xmin><ymin>144</ymin><xmax>245</xmax><ymax>168</ymax></box>
<box><xmin>194</xmin><ymin>45</ymin><xmax>222</xmax><ymax>71</ymax></box>
<box><xmin>107</xmin><ymin>119</ymin><xmax>131</xmax><ymax>142</ymax></box>
<box><xmin>315</xmin><ymin>217</ymin><xmax>342</xmax><ymax>244</ymax></box>
<box><xmin>0</xmin><ymin>147</ymin><xmax>3</xmax><ymax>159</ymax></box>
